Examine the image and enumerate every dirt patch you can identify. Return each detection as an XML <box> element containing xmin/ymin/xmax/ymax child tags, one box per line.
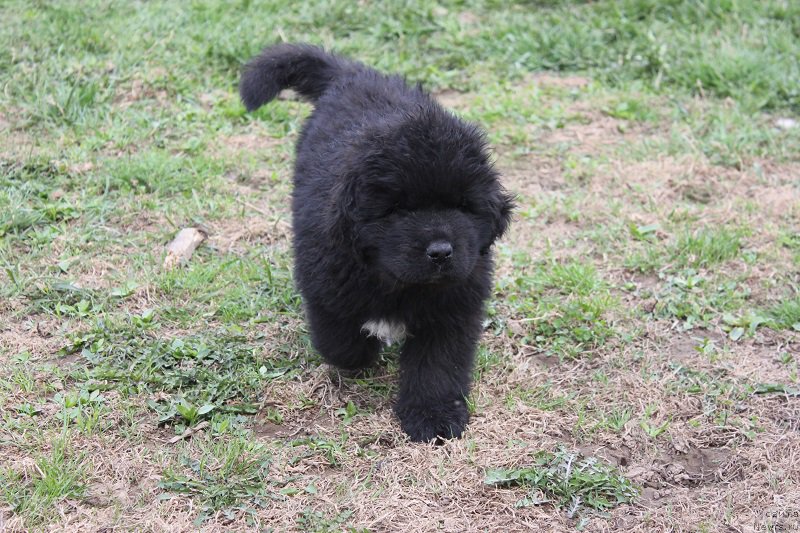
<box><xmin>753</xmin><ymin>183</ymin><xmax>800</xmax><ymax>218</ymax></box>
<box><xmin>115</xmin><ymin>78</ymin><xmax>170</xmax><ymax>108</ymax></box>
<box><xmin>500</xmin><ymin>153</ymin><xmax>567</xmax><ymax>198</ymax></box>
<box><xmin>252</xmin><ymin>416</ymin><xmax>300</xmax><ymax>440</ymax></box>
<box><xmin>669</xmin><ymin>159</ymin><xmax>800</xmax><ymax>220</ymax></box>
<box><xmin>218</xmin><ymin>133</ymin><xmax>284</xmax><ymax>155</ymax></box>
<box><xmin>542</xmin><ymin>111</ymin><xmax>655</xmax><ymax>157</ymax></box>
<box><xmin>0</xmin><ymin>117</ymin><xmax>36</xmax><ymax>158</ymax></box>
<box><xmin>253</xmin><ymin>409</ymin><xmax>339</xmax><ymax>440</ymax></box>
<box><xmin>434</xmin><ymin>89</ymin><xmax>473</xmax><ymax>110</ymax></box>
<box><xmin>577</xmin><ymin>443</ymin><xmax>633</xmax><ymax>468</ymax></box>
<box><xmin>207</xmin><ymin>214</ymin><xmax>291</xmax><ymax>254</ymax></box>
<box><xmin>667</xmin><ymin>447</ymin><xmax>732</xmax><ymax>485</ymax></box>
<box><xmin>503</xmin><ymin>152</ymin><xmax>800</xmax><ymax>238</ymax></box>
<box><xmin>457</xmin><ymin>10</ymin><xmax>480</xmax><ymax>25</ymax></box>
<box><xmin>527</xmin><ymin>73</ymin><xmax>592</xmax><ymax>90</ymax></box>
<box><xmin>197</xmin><ymin>89</ymin><xmax>229</xmax><ymax>111</ymax></box>
<box><xmin>661</xmin><ymin>331</ymin><xmax>722</xmax><ymax>362</ymax></box>
<box><xmin>0</xmin><ymin>319</ymin><xmax>64</xmax><ymax>362</ymax></box>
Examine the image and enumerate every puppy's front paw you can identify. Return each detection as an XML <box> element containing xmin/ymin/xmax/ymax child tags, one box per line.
<box><xmin>394</xmin><ymin>399</ymin><xmax>469</xmax><ymax>443</ymax></box>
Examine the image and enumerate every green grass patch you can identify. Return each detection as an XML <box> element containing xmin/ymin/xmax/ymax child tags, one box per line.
<box><xmin>672</xmin><ymin>228</ymin><xmax>745</xmax><ymax>268</ymax></box>
<box><xmin>296</xmin><ymin>508</ymin><xmax>356</xmax><ymax>532</ymax></box>
<box><xmin>667</xmin><ymin>102</ymin><xmax>800</xmax><ymax>167</ymax></box>
<box><xmin>764</xmin><ymin>296</ymin><xmax>800</xmax><ymax>331</ymax></box>
<box><xmin>53</xmin><ymin>387</ymin><xmax>111</xmax><ymax>434</ymax></box>
<box><xmin>98</xmin><ymin>151</ymin><xmax>227</xmax><ymax>196</ymax></box>
<box><xmin>625</xmin><ymin>225</ymin><xmax>757</xmax><ymax>329</ymax></box>
<box><xmin>156</xmin><ymin>250</ymin><xmax>301</xmax><ymax>324</ymax></box>
<box><xmin>626</xmin><ymin>225</ymin><xmax>746</xmax><ymax>273</ymax></box>
<box><xmin>27</xmin><ymin>281</ymin><xmax>104</xmax><ymax>318</ymax></box>
<box><xmin>665</xmin><ymin>361</ymin><xmax>742</xmax><ymax>426</ymax></box>
<box><xmin>595</xmin><ymin>407</ymin><xmax>634</xmax><ymax>434</ymax></box>
<box><xmin>652</xmin><ymin>269</ymin><xmax>750</xmax><ymax>329</ymax></box>
<box><xmin>60</xmin><ymin>314</ymin><xmax>309</xmax><ymax>430</ymax></box>
<box><xmin>778</xmin><ymin>230</ymin><xmax>800</xmax><ymax>265</ymax></box>
<box><xmin>602</xmin><ymin>96</ymin><xmax>660</xmax><ymax>123</ymax></box>
<box><xmin>486</xmin><ymin>447</ymin><xmax>638</xmax><ymax>519</ymax></box>
<box><xmin>457</xmin><ymin>79</ymin><xmax>578</xmax><ymax>149</ymax></box>
<box><xmin>160</xmin><ymin>435</ymin><xmax>277</xmax><ymax>525</ymax></box>
<box><xmin>0</xmin><ymin>436</ymin><xmax>88</xmax><ymax>528</ymax></box>
<box><xmin>494</xmin><ymin>258</ymin><xmax>616</xmax><ymax>359</ymax></box>
<box><xmin>3</xmin><ymin>1</ymin><xmax>799</xmax><ymax>134</ymax></box>
<box><xmin>0</xmin><ymin>159</ymin><xmax>82</xmax><ymax>238</ymax></box>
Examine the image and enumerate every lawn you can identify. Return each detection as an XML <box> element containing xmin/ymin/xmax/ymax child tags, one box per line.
<box><xmin>1</xmin><ymin>1</ymin><xmax>799</xmax><ymax>531</ymax></box>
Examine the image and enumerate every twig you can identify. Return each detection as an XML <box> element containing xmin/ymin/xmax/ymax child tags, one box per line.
<box><xmin>168</xmin><ymin>421</ymin><xmax>210</xmax><ymax>444</ymax></box>
<box><xmin>234</xmin><ymin>195</ymin><xmax>272</xmax><ymax>217</ymax></box>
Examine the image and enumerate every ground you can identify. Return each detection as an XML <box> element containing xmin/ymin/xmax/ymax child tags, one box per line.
<box><xmin>1</xmin><ymin>1</ymin><xmax>799</xmax><ymax>532</ymax></box>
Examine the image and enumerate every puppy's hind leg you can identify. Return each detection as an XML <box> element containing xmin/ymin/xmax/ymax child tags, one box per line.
<box><xmin>305</xmin><ymin>303</ymin><xmax>381</xmax><ymax>371</ymax></box>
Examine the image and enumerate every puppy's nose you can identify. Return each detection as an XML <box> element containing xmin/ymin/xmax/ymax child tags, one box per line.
<box><xmin>426</xmin><ymin>241</ymin><xmax>453</xmax><ymax>264</ymax></box>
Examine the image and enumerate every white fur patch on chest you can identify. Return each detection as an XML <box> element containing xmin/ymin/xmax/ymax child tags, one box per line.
<box><xmin>361</xmin><ymin>319</ymin><xmax>407</xmax><ymax>346</ymax></box>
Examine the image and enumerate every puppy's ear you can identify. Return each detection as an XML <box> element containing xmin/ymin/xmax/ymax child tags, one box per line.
<box><xmin>481</xmin><ymin>188</ymin><xmax>515</xmax><ymax>255</ymax></box>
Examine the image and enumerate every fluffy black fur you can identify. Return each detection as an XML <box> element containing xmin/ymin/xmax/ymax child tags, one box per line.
<box><xmin>240</xmin><ymin>43</ymin><xmax>513</xmax><ymax>442</ymax></box>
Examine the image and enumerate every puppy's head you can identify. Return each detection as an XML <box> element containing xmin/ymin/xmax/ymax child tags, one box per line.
<box><xmin>331</xmin><ymin>107</ymin><xmax>513</xmax><ymax>286</ymax></box>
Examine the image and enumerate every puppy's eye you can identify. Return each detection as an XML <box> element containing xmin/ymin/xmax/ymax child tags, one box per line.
<box><xmin>458</xmin><ymin>197</ymin><xmax>470</xmax><ymax>211</ymax></box>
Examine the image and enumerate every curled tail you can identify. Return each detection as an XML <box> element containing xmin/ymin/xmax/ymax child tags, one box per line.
<box><xmin>239</xmin><ymin>43</ymin><xmax>346</xmax><ymax>111</ymax></box>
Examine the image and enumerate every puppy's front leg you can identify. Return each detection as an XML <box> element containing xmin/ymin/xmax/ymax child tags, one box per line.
<box><xmin>393</xmin><ymin>321</ymin><xmax>479</xmax><ymax>443</ymax></box>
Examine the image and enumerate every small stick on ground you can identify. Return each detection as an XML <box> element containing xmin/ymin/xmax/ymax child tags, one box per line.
<box><xmin>163</xmin><ymin>227</ymin><xmax>207</xmax><ymax>270</ymax></box>
<box><xmin>168</xmin><ymin>421</ymin><xmax>210</xmax><ymax>444</ymax></box>
<box><xmin>233</xmin><ymin>195</ymin><xmax>272</xmax><ymax>217</ymax></box>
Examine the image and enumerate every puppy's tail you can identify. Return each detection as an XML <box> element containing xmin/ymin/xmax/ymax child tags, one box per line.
<box><xmin>239</xmin><ymin>43</ymin><xmax>346</xmax><ymax>111</ymax></box>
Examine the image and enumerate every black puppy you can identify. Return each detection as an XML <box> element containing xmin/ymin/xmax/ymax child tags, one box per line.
<box><xmin>240</xmin><ymin>44</ymin><xmax>513</xmax><ymax>442</ymax></box>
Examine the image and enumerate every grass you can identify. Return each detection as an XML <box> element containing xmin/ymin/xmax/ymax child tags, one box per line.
<box><xmin>0</xmin><ymin>436</ymin><xmax>88</xmax><ymax>528</ymax></box>
<box><xmin>765</xmin><ymin>297</ymin><xmax>800</xmax><ymax>331</ymax></box>
<box><xmin>652</xmin><ymin>269</ymin><xmax>750</xmax><ymax>329</ymax></box>
<box><xmin>672</xmin><ymin>228</ymin><xmax>745</xmax><ymax>268</ymax></box>
<box><xmin>155</xmin><ymin>250</ymin><xmax>301</xmax><ymax>324</ymax></box>
<box><xmin>494</xmin><ymin>258</ymin><xmax>617</xmax><ymax>359</ymax></box>
<box><xmin>1</xmin><ymin>0</ymin><xmax>799</xmax><ymax>531</ymax></box>
<box><xmin>159</xmin><ymin>435</ymin><xmax>275</xmax><ymax>525</ymax></box>
<box><xmin>626</xmin><ymin>225</ymin><xmax>747</xmax><ymax>272</ymax></box>
<box><xmin>506</xmin><ymin>382</ymin><xmax>573</xmax><ymax>412</ymax></box>
<box><xmin>61</xmin><ymin>317</ymin><xmax>308</xmax><ymax>430</ymax></box>
<box><xmin>5</xmin><ymin>1</ymin><xmax>799</xmax><ymax>117</ymax></box>
<box><xmin>485</xmin><ymin>447</ymin><xmax>638</xmax><ymax>519</ymax></box>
